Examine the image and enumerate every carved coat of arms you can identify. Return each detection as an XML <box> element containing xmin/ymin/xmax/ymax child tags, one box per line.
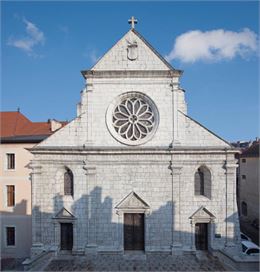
<box><xmin>127</xmin><ymin>40</ymin><xmax>138</xmax><ymax>61</ymax></box>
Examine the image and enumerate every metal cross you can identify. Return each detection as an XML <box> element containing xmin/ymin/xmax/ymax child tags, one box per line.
<box><xmin>128</xmin><ymin>16</ymin><xmax>138</xmax><ymax>29</ymax></box>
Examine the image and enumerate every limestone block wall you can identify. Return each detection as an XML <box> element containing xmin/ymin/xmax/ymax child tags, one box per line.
<box><xmin>91</xmin><ymin>154</ymin><xmax>172</xmax><ymax>251</ymax></box>
<box><xmin>37</xmin><ymin>75</ymin><xmax>228</xmax><ymax>149</ymax></box>
<box><xmin>31</xmin><ymin>150</ymin><xmax>240</xmax><ymax>253</ymax></box>
<box><xmin>92</xmin><ymin>30</ymin><xmax>169</xmax><ymax>71</ymax></box>
<box><xmin>87</xmin><ymin>78</ymin><xmax>174</xmax><ymax>147</ymax></box>
<box><xmin>178</xmin><ymin>111</ymin><xmax>230</xmax><ymax>147</ymax></box>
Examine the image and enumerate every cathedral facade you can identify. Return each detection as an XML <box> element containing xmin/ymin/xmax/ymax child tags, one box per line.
<box><xmin>30</xmin><ymin>21</ymin><xmax>241</xmax><ymax>256</ymax></box>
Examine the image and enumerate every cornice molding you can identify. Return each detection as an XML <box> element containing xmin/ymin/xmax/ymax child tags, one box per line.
<box><xmin>30</xmin><ymin>146</ymin><xmax>237</xmax><ymax>155</ymax></box>
<box><xmin>81</xmin><ymin>70</ymin><xmax>183</xmax><ymax>79</ymax></box>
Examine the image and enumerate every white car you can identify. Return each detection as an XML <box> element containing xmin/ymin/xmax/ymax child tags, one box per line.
<box><xmin>241</xmin><ymin>240</ymin><xmax>260</xmax><ymax>255</ymax></box>
<box><xmin>240</xmin><ymin>232</ymin><xmax>252</xmax><ymax>241</ymax></box>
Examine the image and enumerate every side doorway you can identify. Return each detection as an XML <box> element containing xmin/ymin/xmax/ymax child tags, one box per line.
<box><xmin>60</xmin><ymin>223</ymin><xmax>73</xmax><ymax>250</ymax></box>
<box><xmin>195</xmin><ymin>223</ymin><xmax>208</xmax><ymax>250</ymax></box>
<box><xmin>124</xmin><ymin>213</ymin><xmax>144</xmax><ymax>250</ymax></box>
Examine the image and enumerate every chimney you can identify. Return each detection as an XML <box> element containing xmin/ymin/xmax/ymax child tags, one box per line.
<box><xmin>50</xmin><ymin>119</ymin><xmax>62</xmax><ymax>132</ymax></box>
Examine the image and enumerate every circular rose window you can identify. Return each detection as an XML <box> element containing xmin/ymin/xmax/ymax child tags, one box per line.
<box><xmin>106</xmin><ymin>92</ymin><xmax>159</xmax><ymax>145</ymax></box>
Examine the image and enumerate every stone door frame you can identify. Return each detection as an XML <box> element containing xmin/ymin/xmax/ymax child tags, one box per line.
<box><xmin>52</xmin><ymin>208</ymin><xmax>77</xmax><ymax>253</ymax></box>
<box><xmin>53</xmin><ymin>218</ymin><xmax>77</xmax><ymax>253</ymax></box>
<box><xmin>116</xmin><ymin>208</ymin><xmax>150</xmax><ymax>252</ymax></box>
<box><xmin>189</xmin><ymin>206</ymin><xmax>215</xmax><ymax>251</ymax></box>
<box><xmin>115</xmin><ymin>191</ymin><xmax>151</xmax><ymax>253</ymax></box>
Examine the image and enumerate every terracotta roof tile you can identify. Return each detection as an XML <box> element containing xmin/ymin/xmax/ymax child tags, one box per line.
<box><xmin>0</xmin><ymin>111</ymin><xmax>67</xmax><ymax>138</ymax></box>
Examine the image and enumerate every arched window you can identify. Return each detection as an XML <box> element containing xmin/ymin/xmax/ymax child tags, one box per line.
<box><xmin>64</xmin><ymin>168</ymin><xmax>73</xmax><ymax>196</ymax></box>
<box><xmin>194</xmin><ymin>166</ymin><xmax>211</xmax><ymax>198</ymax></box>
<box><xmin>241</xmin><ymin>201</ymin><xmax>247</xmax><ymax>216</ymax></box>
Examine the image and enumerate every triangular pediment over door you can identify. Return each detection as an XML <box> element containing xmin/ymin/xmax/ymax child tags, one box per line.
<box><xmin>115</xmin><ymin>191</ymin><xmax>150</xmax><ymax>213</ymax></box>
<box><xmin>189</xmin><ymin>206</ymin><xmax>216</xmax><ymax>223</ymax></box>
<box><xmin>53</xmin><ymin>207</ymin><xmax>76</xmax><ymax>221</ymax></box>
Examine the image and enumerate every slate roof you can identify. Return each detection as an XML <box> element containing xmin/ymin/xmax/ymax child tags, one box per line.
<box><xmin>0</xmin><ymin>111</ymin><xmax>67</xmax><ymax>143</ymax></box>
<box><xmin>241</xmin><ymin>141</ymin><xmax>259</xmax><ymax>158</ymax></box>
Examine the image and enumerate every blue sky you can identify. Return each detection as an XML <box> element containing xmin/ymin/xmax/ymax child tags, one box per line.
<box><xmin>1</xmin><ymin>1</ymin><xmax>259</xmax><ymax>142</ymax></box>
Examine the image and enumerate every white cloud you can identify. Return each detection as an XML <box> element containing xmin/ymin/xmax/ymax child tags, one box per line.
<box><xmin>8</xmin><ymin>18</ymin><xmax>45</xmax><ymax>57</ymax></box>
<box><xmin>165</xmin><ymin>28</ymin><xmax>258</xmax><ymax>63</ymax></box>
<box><xmin>83</xmin><ymin>49</ymin><xmax>101</xmax><ymax>64</ymax></box>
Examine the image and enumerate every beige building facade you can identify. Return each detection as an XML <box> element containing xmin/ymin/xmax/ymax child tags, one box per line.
<box><xmin>237</xmin><ymin>140</ymin><xmax>259</xmax><ymax>244</ymax></box>
<box><xmin>0</xmin><ymin>112</ymin><xmax>65</xmax><ymax>259</ymax></box>
<box><xmin>0</xmin><ymin>143</ymin><xmax>33</xmax><ymax>258</ymax></box>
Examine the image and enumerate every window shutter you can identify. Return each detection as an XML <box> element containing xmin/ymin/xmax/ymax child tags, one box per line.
<box><xmin>7</xmin><ymin>186</ymin><xmax>15</xmax><ymax>206</ymax></box>
<box><xmin>7</xmin><ymin>154</ymin><xmax>15</xmax><ymax>169</ymax></box>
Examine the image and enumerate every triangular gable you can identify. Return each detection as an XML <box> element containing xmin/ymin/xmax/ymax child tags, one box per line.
<box><xmin>54</xmin><ymin>207</ymin><xmax>75</xmax><ymax>219</ymax></box>
<box><xmin>178</xmin><ymin>110</ymin><xmax>231</xmax><ymax>148</ymax></box>
<box><xmin>189</xmin><ymin>206</ymin><xmax>215</xmax><ymax>220</ymax></box>
<box><xmin>116</xmin><ymin>191</ymin><xmax>150</xmax><ymax>210</ymax></box>
<box><xmin>91</xmin><ymin>29</ymin><xmax>174</xmax><ymax>71</ymax></box>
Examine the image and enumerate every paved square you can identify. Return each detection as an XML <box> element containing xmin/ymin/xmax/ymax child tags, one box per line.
<box><xmin>45</xmin><ymin>253</ymin><xmax>226</xmax><ymax>271</ymax></box>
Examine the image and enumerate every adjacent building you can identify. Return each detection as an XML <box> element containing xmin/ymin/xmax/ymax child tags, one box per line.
<box><xmin>0</xmin><ymin>111</ymin><xmax>66</xmax><ymax>258</ymax></box>
<box><xmin>29</xmin><ymin>21</ymin><xmax>242</xmax><ymax>257</ymax></box>
<box><xmin>237</xmin><ymin>139</ymin><xmax>259</xmax><ymax>244</ymax></box>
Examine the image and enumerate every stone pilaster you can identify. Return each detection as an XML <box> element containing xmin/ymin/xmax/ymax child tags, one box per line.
<box><xmin>225</xmin><ymin>161</ymin><xmax>240</xmax><ymax>248</ymax></box>
<box><xmin>85</xmin><ymin>81</ymin><xmax>94</xmax><ymax>145</ymax></box>
<box><xmin>169</xmin><ymin>161</ymin><xmax>183</xmax><ymax>253</ymax></box>
<box><xmin>170</xmin><ymin>82</ymin><xmax>180</xmax><ymax>145</ymax></box>
<box><xmin>30</xmin><ymin>162</ymin><xmax>44</xmax><ymax>257</ymax></box>
<box><xmin>84</xmin><ymin>165</ymin><xmax>97</xmax><ymax>254</ymax></box>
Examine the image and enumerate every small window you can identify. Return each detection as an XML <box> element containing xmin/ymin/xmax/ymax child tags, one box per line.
<box><xmin>242</xmin><ymin>175</ymin><xmax>246</xmax><ymax>180</ymax></box>
<box><xmin>6</xmin><ymin>154</ymin><xmax>15</xmax><ymax>169</ymax></box>
<box><xmin>241</xmin><ymin>201</ymin><xmax>247</xmax><ymax>216</ymax></box>
<box><xmin>194</xmin><ymin>166</ymin><xmax>211</xmax><ymax>198</ymax></box>
<box><xmin>7</xmin><ymin>185</ymin><xmax>15</xmax><ymax>207</ymax></box>
<box><xmin>242</xmin><ymin>158</ymin><xmax>246</xmax><ymax>163</ymax></box>
<box><xmin>6</xmin><ymin>227</ymin><xmax>15</xmax><ymax>246</ymax></box>
<box><xmin>64</xmin><ymin>168</ymin><xmax>73</xmax><ymax>196</ymax></box>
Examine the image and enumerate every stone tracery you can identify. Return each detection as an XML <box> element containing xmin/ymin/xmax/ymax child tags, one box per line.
<box><xmin>112</xmin><ymin>97</ymin><xmax>155</xmax><ymax>141</ymax></box>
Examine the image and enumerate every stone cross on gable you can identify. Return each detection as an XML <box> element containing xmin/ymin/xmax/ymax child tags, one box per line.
<box><xmin>128</xmin><ymin>16</ymin><xmax>138</xmax><ymax>29</ymax></box>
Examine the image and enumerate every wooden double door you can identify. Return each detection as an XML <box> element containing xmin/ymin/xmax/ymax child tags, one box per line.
<box><xmin>60</xmin><ymin>223</ymin><xmax>73</xmax><ymax>250</ymax></box>
<box><xmin>124</xmin><ymin>213</ymin><xmax>144</xmax><ymax>250</ymax></box>
<box><xmin>195</xmin><ymin>223</ymin><xmax>208</xmax><ymax>250</ymax></box>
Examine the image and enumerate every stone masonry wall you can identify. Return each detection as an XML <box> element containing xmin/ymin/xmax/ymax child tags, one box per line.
<box><xmin>31</xmin><ymin>151</ymin><xmax>239</xmax><ymax>253</ymax></box>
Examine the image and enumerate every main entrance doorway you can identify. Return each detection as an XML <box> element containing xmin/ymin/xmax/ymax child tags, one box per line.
<box><xmin>60</xmin><ymin>223</ymin><xmax>73</xmax><ymax>250</ymax></box>
<box><xmin>124</xmin><ymin>213</ymin><xmax>144</xmax><ymax>250</ymax></box>
<box><xmin>195</xmin><ymin>223</ymin><xmax>208</xmax><ymax>250</ymax></box>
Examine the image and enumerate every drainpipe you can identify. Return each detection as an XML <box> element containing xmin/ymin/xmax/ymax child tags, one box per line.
<box><xmin>168</xmin><ymin>157</ymin><xmax>174</xmax><ymax>248</ymax></box>
<box><xmin>225</xmin><ymin>148</ymin><xmax>228</xmax><ymax>246</ymax></box>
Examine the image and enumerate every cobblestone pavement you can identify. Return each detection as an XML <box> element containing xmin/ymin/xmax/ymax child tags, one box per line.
<box><xmin>45</xmin><ymin>252</ymin><xmax>226</xmax><ymax>271</ymax></box>
<box><xmin>1</xmin><ymin>258</ymin><xmax>25</xmax><ymax>271</ymax></box>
